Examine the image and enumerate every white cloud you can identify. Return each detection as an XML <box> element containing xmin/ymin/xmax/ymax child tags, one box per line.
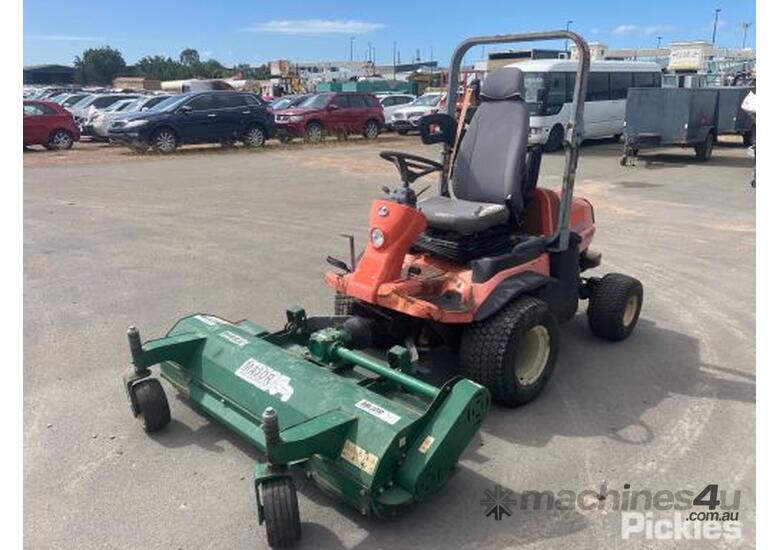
<box><xmin>246</xmin><ymin>19</ymin><xmax>385</xmax><ymax>36</ymax></box>
<box><xmin>644</xmin><ymin>25</ymin><xmax>676</xmax><ymax>36</ymax></box>
<box><xmin>25</xmin><ymin>35</ymin><xmax>104</xmax><ymax>41</ymax></box>
<box><xmin>612</xmin><ymin>24</ymin><xmax>638</xmax><ymax>36</ymax></box>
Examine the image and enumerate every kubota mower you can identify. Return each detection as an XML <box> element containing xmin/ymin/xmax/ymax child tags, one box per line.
<box><xmin>123</xmin><ymin>32</ymin><xmax>642</xmax><ymax>549</ymax></box>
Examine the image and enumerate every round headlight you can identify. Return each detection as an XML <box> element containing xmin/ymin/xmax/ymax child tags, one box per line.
<box><xmin>370</xmin><ymin>228</ymin><xmax>385</xmax><ymax>248</ymax></box>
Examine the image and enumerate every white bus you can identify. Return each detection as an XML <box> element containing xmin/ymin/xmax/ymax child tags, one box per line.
<box><xmin>505</xmin><ymin>59</ymin><xmax>662</xmax><ymax>150</ymax></box>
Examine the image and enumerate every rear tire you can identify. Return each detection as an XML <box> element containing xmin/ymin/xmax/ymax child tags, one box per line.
<box><xmin>694</xmin><ymin>132</ymin><xmax>714</xmax><ymax>161</ymax></box>
<box><xmin>460</xmin><ymin>297</ymin><xmax>559</xmax><ymax>407</ymax></box>
<box><xmin>262</xmin><ymin>476</ymin><xmax>302</xmax><ymax>548</ymax></box>
<box><xmin>587</xmin><ymin>273</ymin><xmax>643</xmax><ymax>341</ymax></box>
<box><xmin>131</xmin><ymin>379</ymin><xmax>171</xmax><ymax>433</ymax></box>
<box><xmin>47</xmin><ymin>130</ymin><xmax>74</xmax><ymax>150</ymax></box>
<box><xmin>543</xmin><ymin>124</ymin><xmax>564</xmax><ymax>152</ymax></box>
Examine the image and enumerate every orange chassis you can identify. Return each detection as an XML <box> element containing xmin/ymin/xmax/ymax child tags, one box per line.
<box><xmin>326</xmin><ymin>187</ymin><xmax>596</xmax><ymax>324</ymax></box>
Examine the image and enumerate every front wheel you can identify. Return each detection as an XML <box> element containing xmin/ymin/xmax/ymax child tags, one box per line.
<box><xmin>460</xmin><ymin>297</ymin><xmax>559</xmax><ymax>407</ymax></box>
<box><xmin>243</xmin><ymin>125</ymin><xmax>266</xmax><ymax>148</ymax></box>
<box><xmin>47</xmin><ymin>130</ymin><xmax>74</xmax><ymax>150</ymax></box>
<box><xmin>304</xmin><ymin>122</ymin><xmax>324</xmax><ymax>143</ymax></box>
<box><xmin>363</xmin><ymin>119</ymin><xmax>380</xmax><ymax>139</ymax></box>
<box><xmin>130</xmin><ymin>378</ymin><xmax>171</xmax><ymax>433</ymax></box>
<box><xmin>587</xmin><ymin>273</ymin><xmax>643</xmax><ymax>341</ymax></box>
<box><xmin>151</xmin><ymin>128</ymin><xmax>178</xmax><ymax>154</ymax></box>
<box><xmin>543</xmin><ymin>124</ymin><xmax>564</xmax><ymax>152</ymax></box>
<box><xmin>261</xmin><ymin>476</ymin><xmax>302</xmax><ymax>548</ymax></box>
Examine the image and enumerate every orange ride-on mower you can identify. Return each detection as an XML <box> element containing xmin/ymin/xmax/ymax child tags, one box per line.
<box><xmin>326</xmin><ymin>31</ymin><xmax>643</xmax><ymax>407</ymax></box>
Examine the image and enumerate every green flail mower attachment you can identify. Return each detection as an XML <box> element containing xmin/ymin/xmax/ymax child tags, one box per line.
<box><xmin>123</xmin><ymin>307</ymin><xmax>490</xmax><ymax>548</ymax></box>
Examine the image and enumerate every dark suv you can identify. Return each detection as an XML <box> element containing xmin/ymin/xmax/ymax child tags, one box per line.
<box><xmin>273</xmin><ymin>92</ymin><xmax>384</xmax><ymax>142</ymax></box>
<box><xmin>108</xmin><ymin>91</ymin><xmax>275</xmax><ymax>153</ymax></box>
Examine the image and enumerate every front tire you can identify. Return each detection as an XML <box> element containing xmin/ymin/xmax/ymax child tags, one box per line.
<box><xmin>262</xmin><ymin>476</ymin><xmax>302</xmax><ymax>548</ymax></box>
<box><xmin>460</xmin><ymin>297</ymin><xmax>559</xmax><ymax>407</ymax></box>
<box><xmin>47</xmin><ymin>130</ymin><xmax>74</xmax><ymax>150</ymax></box>
<box><xmin>363</xmin><ymin>119</ymin><xmax>380</xmax><ymax>139</ymax></box>
<box><xmin>543</xmin><ymin>124</ymin><xmax>564</xmax><ymax>152</ymax></box>
<box><xmin>151</xmin><ymin>127</ymin><xmax>178</xmax><ymax>154</ymax></box>
<box><xmin>130</xmin><ymin>379</ymin><xmax>171</xmax><ymax>433</ymax></box>
<box><xmin>304</xmin><ymin>122</ymin><xmax>324</xmax><ymax>143</ymax></box>
<box><xmin>243</xmin><ymin>124</ymin><xmax>266</xmax><ymax>148</ymax></box>
<box><xmin>587</xmin><ymin>273</ymin><xmax>643</xmax><ymax>341</ymax></box>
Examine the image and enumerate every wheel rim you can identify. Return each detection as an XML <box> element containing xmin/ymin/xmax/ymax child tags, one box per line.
<box><xmin>366</xmin><ymin>122</ymin><xmax>378</xmax><ymax>138</ymax></box>
<box><xmin>622</xmin><ymin>295</ymin><xmax>639</xmax><ymax>327</ymax></box>
<box><xmin>52</xmin><ymin>132</ymin><xmax>71</xmax><ymax>149</ymax></box>
<box><xmin>155</xmin><ymin>131</ymin><xmax>176</xmax><ymax>152</ymax></box>
<box><xmin>514</xmin><ymin>325</ymin><xmax>550</xmax><ymax>386</ymax></box>
<box><xmin>308</xmin><ymin>125</ymin><xmax>322</xmax><ymax>141</ymax></box>
<box><xmin>246</xmin><ymin>127</ymin><xmax>264</xmax><ymax>146</ymax></box>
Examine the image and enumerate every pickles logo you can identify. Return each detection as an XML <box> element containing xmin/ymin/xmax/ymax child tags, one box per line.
<box><xmin>480</xmin><ymin>484</ymin><xmax>517</xmax><ymax>520</ymax></box>
<box><xmin>235</xmin><ymin>358</ymin><xmax>294</xmax><ymax>402</ymax></box>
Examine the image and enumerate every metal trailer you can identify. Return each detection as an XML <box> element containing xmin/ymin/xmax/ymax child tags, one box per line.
<box><xmin>712</xmin><ymin>86</ymin><xmax>755</xmax><ymax>145</ymax></box>
<box><xmin>621</xmin><ymin>87</ymin><xmax>719</xmax><ymax>164</ymax></box>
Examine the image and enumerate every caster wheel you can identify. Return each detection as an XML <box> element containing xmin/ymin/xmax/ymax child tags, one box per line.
<box><xmin>131</xmin><ymin>379</ymin><xmax>171</xmax><ymax>433</ymax></box>
<box><xmin>587</xmin><ymin>273</ymin><xmax>643</xmax><ymax>341</ymax></box>
<box><xmin>262</xmin><ymin>476</ymin><xmax>302</xmax><ymax>548</ymax></box>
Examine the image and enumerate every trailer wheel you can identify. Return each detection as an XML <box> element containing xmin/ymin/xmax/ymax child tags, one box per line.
<box><xmin>460</xmin><ymin>296</ymin><xmax>559</xmax><ymax>407</ymax></box>
<box><xmin>131</xmin><ymin>379</ymin><xmax>171</xmax><ymax>433</ymax></box>
<box><xmin>587</xmin><ymin>273</ymin><xmax>643</xmax><ymax>341</ymax></box>
<box><xmin>694</xmin><ymin>132</ymin><xmax>714</xmax><ymax>161</ymax></box>
<box><xmin>743</xmin><ymin>125</ymin><xmax>755</xmax><ymax>147</ymax></box>
<box><xmin>262</xmin><ymin>476</ymin><xmax>302</xmax><ymax>549</ymax></box>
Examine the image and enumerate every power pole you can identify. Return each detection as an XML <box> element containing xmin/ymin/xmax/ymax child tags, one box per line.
<box><xmin>392</xmin><ymin>41</ymin><xmax>397</xmax><ymax>80</ymax></box>
<box><xmin>741</xmin><ymin>21</ymin><xmax>753</xmax><ymax>49</ymax></box>
<box><xmin>350</xmin><ymin>36</ymin><xmax>355</xmax><ymax>61</ymax></box>
<box><xmin>712</xmin><ymin>8</ymin><xmax>722</xmax><ymax>46</ymax></box>
<box><xmin>564</xmin><ymin>20</ymin><xmax>573</xmax><ymax>56</ymax></box>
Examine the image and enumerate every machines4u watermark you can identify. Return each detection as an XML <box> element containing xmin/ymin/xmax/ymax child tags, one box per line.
<box><xmin>480</xmin><ymin>482</ymin><xmax>741</xmax><ymax>541</ymax></box>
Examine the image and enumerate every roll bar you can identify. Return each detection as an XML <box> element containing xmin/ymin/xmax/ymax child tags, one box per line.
<box><xmin>444</xmin><ymin>31</ymin><xmax>590</xmax><ymax>252</ymax></box>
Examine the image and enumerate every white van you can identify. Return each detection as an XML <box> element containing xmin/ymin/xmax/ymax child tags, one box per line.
<box><xmin>506</xmin><ymin>59</ymin><xmax>662</xmax><ymax>150</ymax></box>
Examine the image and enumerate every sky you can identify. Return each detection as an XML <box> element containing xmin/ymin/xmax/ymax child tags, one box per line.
<box><xmin>23</xmin><ymin>0</ymin><xmax>756</xmax><ymax>67</ymax></box>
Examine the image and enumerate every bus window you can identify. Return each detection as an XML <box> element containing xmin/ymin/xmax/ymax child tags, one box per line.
<box><xmin>546</xmin><ymin>72</ymin><xmax>567</xmax><ymax>113</ymax></box>
<box><xmin>610</xmin><ymin>72</ymin><xmax>632</xmax><ymax>99</ymax></box>
<box><xmin>633</xmin><ymin>72</ymin><xmax>656</xmax><ymax>87</ymax></box>
<box><xmin>587</xmin><ymin>73</ymin><xmax>610</xmax><ymax>101</ymax></box>
<box><xmin>565</xmin><ymin>72</ymin><xmax>576</xmax><ymax>103</ymax></box>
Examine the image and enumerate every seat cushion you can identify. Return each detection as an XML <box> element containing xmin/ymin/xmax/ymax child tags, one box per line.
<box><xmin>418</xmin><ymin>195</ymin><xmax>510</xmax><ymax>234</ymax></box>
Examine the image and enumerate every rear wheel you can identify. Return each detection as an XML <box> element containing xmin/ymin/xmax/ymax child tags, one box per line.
<box><xmin>130</xmin><ymin>379</ymin><xmax>171</xmax><ymax>433</ymax></box>
<box><xmin>47</xmin><ymin>130</ymin><xmax>74</xmax><ymax>150</ymax></box>
<box><xmin>363</xmin><ymin>119</ymin><xmax>380</xmax><ymax>139</ymax></box>
<box><xmin>460</xmin><ymin>297</ymin><xmax>559</xmax><ymax>407</ymax></box>
<box><xmin>261</xmin><ymin>476</ymin><xmax>301</xmax><ymax>548</ymax></box>
<box><xmin>305</xmin><ymin>122</ymin><xmax>324</xmax><ymax>143</ymax></box>
<box><xmin>694</xmin><ymin>132</ymin><xmax>714</xmax><ymax>161</ymax></box>
<box><xmin>587</xmin><ymin>273</ymin><xmax>643</xmax><ymax>341</ymax></box>
<box><xmin>543</xmin><ymin>124</ymin><xmax>564</xmax><ymax>152</ymax></box>
<box><xmin>151</xmin><ymin>127</ymin><xmax>178</xmax><ymax>154</ymax></box>
<box><xmin>742</xmin><ymin>125</ymin><xmax>755</xmax><ymax>146</ymax></box>
<box><xmin>243</xmin><ymin>124</ymin><xmax>266</xmax><ymax>148</ymax></box>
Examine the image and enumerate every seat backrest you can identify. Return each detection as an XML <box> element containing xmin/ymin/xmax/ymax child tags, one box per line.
<box><xmin>451</xmin><ymin>67</ymin><xmax>530</xmax><ymax>213</ymax></box>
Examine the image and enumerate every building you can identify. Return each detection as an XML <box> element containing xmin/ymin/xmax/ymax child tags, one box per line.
<box><xmin>486</xmin><ymin>49</ymin><xmax>567</xmax><ymax>70</ymax></box>
<box><xmin>23</xmin><ymin>64</ymin><xmax>76</xmax><ymax>84</ymax></box>
<box><xmin>112</xmin><ymin>76</ymin><xmax>162</xmax><ymax>91</ymax></box>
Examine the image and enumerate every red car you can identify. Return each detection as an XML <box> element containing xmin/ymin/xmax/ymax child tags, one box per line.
<box><xmin>23</xmin><ymin>100</ymin><xmax>81</xmax><ymax>150</ymax></box>
<box><xmin>273</xmin><ymin>92</ymin><xmax>384</xmax><ymax>143</ymax></box>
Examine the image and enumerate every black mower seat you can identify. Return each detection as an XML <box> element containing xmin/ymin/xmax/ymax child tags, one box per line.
<box><xmin>418</xmin><ymin>196</ymin><xmax>509</xmax><ymax>233</ymax></box>
<box><xmin>419</xmin><ymin>66</ymin><xmax>531</xmax><ymax>235</ymax></box>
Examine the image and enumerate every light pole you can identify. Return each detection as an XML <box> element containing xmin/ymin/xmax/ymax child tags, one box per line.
<box><xmin>712</xmin><ymin>8</ymin><xmax>721</xmax><ymax>46</ymax></box>
<box><xmin>393</xmin><ymin>41</ymin><xmax>397</xmax><ymax>80</ymax></box>
<box><xmin>656</xmin><ymin>36</ymin><xmax>662</xmax><ymax>62</ymax></box>
<box><xmin>350</xmin><ymin>36</ymin><xmax>355</xmax><ymax>61</ymax></box>
<box><xmin>563</xmin><ymin>20</ymin><xmax>573</xmax><ymax>56</ymax></box>
<box><xmin>741</xmin><ymin>21</ymin><xmax>753</xmax><ymax>49</ymax></box>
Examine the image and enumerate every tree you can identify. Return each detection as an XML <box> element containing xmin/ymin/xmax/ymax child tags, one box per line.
<box><xmin>74</xmin><ymin>46</ymin><xmax>127</xmax><ymax>85</ymax></box>
<box><xmin>179</xmin><ymin>48</ymin><xmax>200</xmax><ymax>67</ymax></box>
<box><xmin>136</xmin><ymin>55</ymin><xmax>184</xmax><ymax>81</ymax></box>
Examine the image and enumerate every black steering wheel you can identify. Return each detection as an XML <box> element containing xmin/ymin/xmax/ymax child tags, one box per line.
<box><xmin>379</xmin><ymin>151</ymin><xmax>443</xmax><ymax>186</ymax></box>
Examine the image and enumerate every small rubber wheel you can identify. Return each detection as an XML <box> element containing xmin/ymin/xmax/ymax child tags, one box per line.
<box><xmin>304</xmin><ymin>122</ymin><xmax>324</xmax><ymax>143</ymax></box>
<box><xmin>460</xmin><ymin>296</ymin><xmax>559</xmax><ymax>407</ymax></box>
<box><xmin>48</xmin><ymin>130</ymin><xmax>74</xmax><ymax>150</ymax></box>
<box><xmin>587</xmin><ymin>273</ymin><xmax>643</xmax><ymax>341</ymax></box>
<box><xmin>543</xmin><ymin>124</ymin><xmax>564</xmax><ymax>152</ymax></box>
<box><xmin>695</xmin><ymin>133</ymin><xmax>714</xmax><ymax>161</ymax></box>
<box><xmin>363</xmin><ymin>119</ymin><xmax>380</xmax><ymax>139</ymax></box>
<box><xmin>131</xmin><ymin>379</ymin><xmax>171</xmax><ymax>433</ymax></box>
<box><xmin>244</xmin><ymin>124</ymin><xmax>266</xmax><ymax>147</ymax></box>
<box><xmin>151</xmin><ymin>128</ymin><xmax>178</xmax><ymax>154</ymax></box>
<box><xmin>262</xmin><ymin>476</ymin><xmax>302</xmax><ymax>548</ymax></box>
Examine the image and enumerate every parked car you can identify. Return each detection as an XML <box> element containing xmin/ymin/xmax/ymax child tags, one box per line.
<box><xmin>377</xmin><ymin>94</ymin><xmax>416</xmax><ymax>127</ymax></box>
<box><xmin>55</xmin><ymin>93</ymin><xmax>90</xmax><ymax>107</ymax></box>
<box><xmin>273</xmin><ymin>92</ymin><xmax>384</xmax><ymax>143</ymax></box>
<box><xmin>268</xmin><ymin>94</ymin><xmax>311</xmax><ymax>111</ymax></box>
<box><xmin>23</xmin><ymin>100</ymin><xmax>81</xmax><ymax>150</ymax></box>
<box><xmin>108</xmin><ymin>91</ymin><xmax>275</xmax><ymax>153</ymax></box>
<box><xmin>390</xmin><ymin>92</ymin><xmax>444</xmax><ymax>134</ymax></box>
<box><xmin>82</xmin><ymin>98</ymin><xmax>137</xmax><ymax>137</ymax></box>
<box><xmin>92</xmin><ymin>95</ymin><xmax>172</xmax><ymax>139</ymax></box>
<box><xmin>68</xmin><ymin>93</ymin><xmax>140</xmax><ymax>126</ymax></box>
